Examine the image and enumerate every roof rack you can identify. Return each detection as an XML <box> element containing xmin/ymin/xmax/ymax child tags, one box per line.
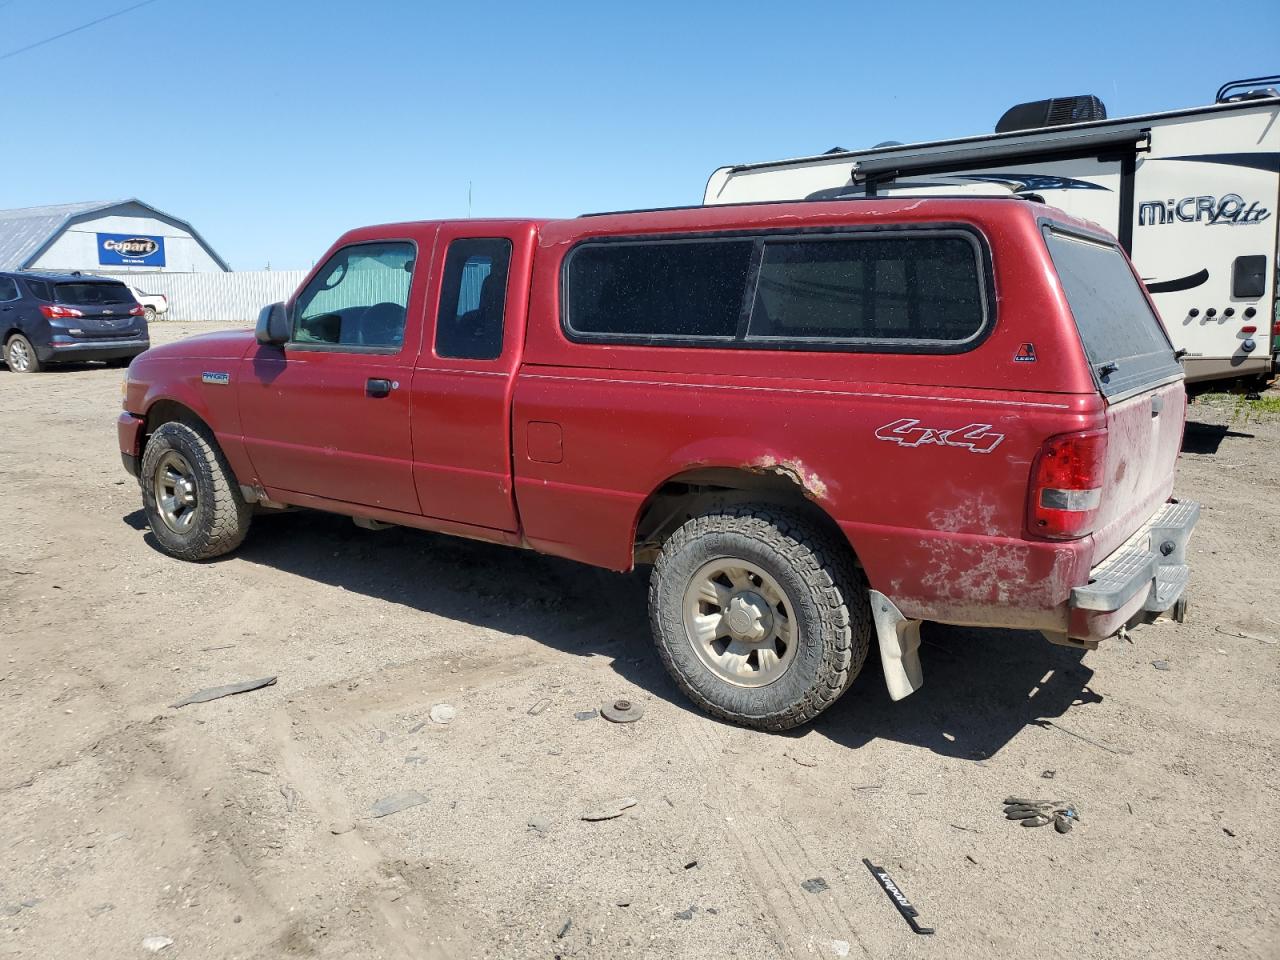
<box><xmin>1216</xmin><ymin>74</ymin><xmax>1280</xmax><ymax>102</ymax></box>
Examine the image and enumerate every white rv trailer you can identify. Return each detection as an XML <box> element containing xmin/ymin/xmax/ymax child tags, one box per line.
<box><xmin>704</xmin><ymin>79</ymin><xmax>1280</xmax><ymax>386</ymax></box>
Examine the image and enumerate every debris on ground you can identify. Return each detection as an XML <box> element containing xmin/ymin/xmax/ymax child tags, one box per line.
<box><xmin>528</xmin><ymin>815</ymin><xmax>552</xmax><ymax>834</ymax></box>
<box><xmin>1003</xmin><ymin>797</ymin><xmax>1080</xmax><ymax>833</ymax></box>
<box><xmin>1223</xmin><ymin>827</ymin><xmax>1237</xmax><ymax>837</ymax></box>
<box><xmin>863</xmin><ymin>858</ymin><xmax>934</xmax><ymax>935</ymax></box>
<box><xmin>674</xmin><ymin>905</ymin><xmax>696</xmax><ymax>920</ymax></box>
<box><xmin>141</xmin><ymin>936</ymin><xmax>174</xmax><ymax>952</ymax></box>
<box><xmin>407</xmin><ymin>720</ymin><xmax>427</xmax><ymax>734</ymax></box>
<box><xmin>1215</xmin><ymin>625</ymin><xmax>1278</xmax><ymax>645</ymax></box>
<box><xmin>88</xmin><ymin>903</ymin><xmax>115</xmax><ymax>917</ymax></box>
<box><xmin>429</xmin><ymin>703</ymin><xmax>456</xmax><ymax>725</ymax></box>
<box><xmin>557</xmin><ymin>918</ymin><xmax>572</xmax><ymax>938</ymax></box>
<box><xmin>581</xmin><ymin>797</ymin><xmax>637</xmax><ymax>821</ymax></box>
<box><xmin>785</xmin><ymin>751</ymin><xmax>818</xmax><ymax>768</ymax></box>
<box><xmin>830</xmin><ymin>939</ymin><xmax>851</xmax><ymax>957</ymax></box>
<box><xmin>1041</xmin><ymin>769</ymin><xmax>1056</xmax><ymax>779</ymax></box>
<box><xmin>0</xmin><ymin>905</ymin><xmax>20</xmax><ymax>917</ymax></box>
<box><xmin>1152</xmin><ymin>660</ymin><xmax>1171</xmax><ymax>671</ymax></box>
<box><xmin>528</xmin><ymin>698</ymin><xmax>551</xmax><ymax>716</ymax></box>
<box><xmin>574</xmin><ymin>709</ymin><xmax>598</xmax><ymax>721</ymax></box>
<box><xmin>1033</xmin><ymin>719</ymin><xmax>1132</xmax><ymax>756</ymax></box>
<box><xmin>800</xmin><ymin>877</ymin><xmax>829</xmax><ymax>894</ymax></box>
<box><xmin>601</xmin><ymin>698</ymin><xmax>645</xmax><ymax>723</ymax></box>
<box><xmin>329</xmin><ymin>821</ymin><xmax>355</xmax><ymax>835</ymax></box>
<box><xmin>370</xmin><ymin>790</ymin><xmax>429</xmax><ymax>818</ymax></box>
<box><xmin>170</xmin><ymin>675</ymin><xmax>277</xmax><ymax>708</ymax></box>
<box><xmin>280</xmin><ymin>784</ymin><xmax>299</xmax><ymax>812</ymax></box>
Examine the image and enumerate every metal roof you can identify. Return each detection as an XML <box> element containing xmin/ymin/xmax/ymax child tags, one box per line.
<box><xmin>0</xmin><ymin>198</ymin><xmax>230</xmax><ymax>271</ymax></box>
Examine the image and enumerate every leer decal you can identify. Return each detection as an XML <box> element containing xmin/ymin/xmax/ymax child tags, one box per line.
<box><xmin>875</xmin><ymin>418</ymin><xmax>1005</xmax><ymax>454</ymax></box>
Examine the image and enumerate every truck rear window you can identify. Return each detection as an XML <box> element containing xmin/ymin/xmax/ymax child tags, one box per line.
<box><xmin>55</xmin><ymin>282</ymin><xmax>136</xmax><ymax>305</ymax></box>
<box><xmin>1043</xmin><ymin>227</ymin><xmax>1182</xmax><ymax>398</ymax></box>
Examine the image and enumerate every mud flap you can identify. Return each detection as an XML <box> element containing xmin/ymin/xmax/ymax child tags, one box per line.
<box><xmin>869</xmin><ymin>591</ymin><xmax>924</xmax><ymax>701</ymax></box>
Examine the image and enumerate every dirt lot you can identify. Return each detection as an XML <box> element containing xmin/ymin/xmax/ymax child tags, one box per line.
<box><xmin>2</xmin><ymin>321</ymin><xmax>1278</xmax><ymax>960</ymax></box>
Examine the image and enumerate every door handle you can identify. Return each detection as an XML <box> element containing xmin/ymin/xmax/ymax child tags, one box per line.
<box><xmin>366</xmin><ymin>378</ymin><xmax>394</xmax><ymax>398</ymax></box>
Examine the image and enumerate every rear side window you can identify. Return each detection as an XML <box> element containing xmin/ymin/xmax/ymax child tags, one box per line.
<box><xmin>0</xmin><ymin>278</ymin><xmax>18</xmax><ymax>302</ymax></box>
<box><xmin>435</xmin><ymin>238</ymin><xmax>512</xmax><ymax>360</ymax></box>
<box><xmin>561</xmin><ymin>228</ymin><xmax>990</xmax><ymax>350</ymax></box>
<box><xmin>564</xmin><ymin>239</ymin><xmax>753</xmax><ymax>340</ymax></box>
<box><xmin>54</xmin><ymin>282</ymin><xmax>135</xmax><ymax>305</ymax></box>
<box><xmin>748</xmin><ymin>235</ymin><xmax>984</xmax><ymax>344</ymax></box>
<box><xmin>1043</xmin><ymin>227</ymin><xmax>1182</xmax><ymax>398</ymax></box>
<box><xmin>23</xmin><ymin>279</ymin><xmax>51</xmax><ymax>301</ymax></box>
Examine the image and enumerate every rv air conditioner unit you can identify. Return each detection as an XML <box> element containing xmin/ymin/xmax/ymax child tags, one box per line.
<box><xmin>995</xmin><ymin>95</ymin><xmax>1107</xmax><ymax>133</ymax></box>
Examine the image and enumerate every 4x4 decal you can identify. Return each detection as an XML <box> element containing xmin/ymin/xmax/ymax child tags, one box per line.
<box><xmin>874</xmin><ymin>418</ymin><xmax>1005</xmax><ymax>454</ymax></box>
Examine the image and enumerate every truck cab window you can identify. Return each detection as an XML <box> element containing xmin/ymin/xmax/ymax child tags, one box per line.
<box><xmin>293</xmin><ymin>241</ymin><xmax>415</xmax><ymax>349</ymax></box>
<box><xmin>435</xmin><ymin>238</ymin><xmax>512</xmax><ymax>360</ymax></box>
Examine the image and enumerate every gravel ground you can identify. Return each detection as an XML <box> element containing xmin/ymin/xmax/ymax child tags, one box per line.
<box><xmin>1</xmin><ymin>321</ymin><xmax>1277</xmax><ymax>959</ymax></box>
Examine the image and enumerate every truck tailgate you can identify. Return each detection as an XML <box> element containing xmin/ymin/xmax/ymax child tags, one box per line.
<box><xmin>1089</xmin><ymin>380</ymin><xmax>1186</xmax><ymax>560</ymax></box>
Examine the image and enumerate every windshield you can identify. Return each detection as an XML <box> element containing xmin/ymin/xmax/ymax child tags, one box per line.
<box><xmin>54</xmin><ymin>282</ymin><xmax>137</xmax><ymax>305</ymax></box>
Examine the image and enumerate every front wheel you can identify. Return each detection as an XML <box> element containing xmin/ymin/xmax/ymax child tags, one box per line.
<box><xmin>649</xmin><ymin>504</ymin><xmax>872</xmax><ymax>730</ymax></box>
<box><xmin>4</xmin><ymin>334</ymin><xmax>41</xmax><ymax>373</ymax></box>
<box><xmin>140</xmin><ymin>421</ymin><xmax>252</xmax><ymax>560</ymax></box>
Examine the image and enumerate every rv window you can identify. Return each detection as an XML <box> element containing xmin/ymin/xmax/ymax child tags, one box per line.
<box><xmin>1043</xmin><ymin>227</ymin><xmax>1182</xmax><ymax>398</ymax></box>
<box><xmin>564</xmin><ymin>239</ymin><xmax>753</xmax><ymax>340</ymax></box>
<box><xmin>746</xmin><ymin>235</ymin><xmax>985</xmax><ymax>344</ymax></box>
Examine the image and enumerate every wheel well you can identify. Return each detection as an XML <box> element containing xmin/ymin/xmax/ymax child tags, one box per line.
<box><xmin>144</xmin><ymin>400</ymin><xmax>208</xmax><ymax>442</ymax></box>
<box><xmin>632</xmin><ymin>467</ymin><xmax>854</xmax><ymax>566</ymax></box>
<box><xmin>3</xmin><ymin>327</ymin><xmax>23</xmax><ymax>344</ymax></box>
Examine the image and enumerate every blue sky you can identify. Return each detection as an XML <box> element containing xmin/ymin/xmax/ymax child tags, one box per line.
<box><xmin>1</xmin><ymin>0</ymin><xmax>1276</xmax><ymax>270</ymax></box>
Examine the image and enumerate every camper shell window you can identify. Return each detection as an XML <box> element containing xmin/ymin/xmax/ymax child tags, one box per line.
<box><xmin>1042</xmin><ymin>225</ymin><xmax>1183</xmax><ymax>398</ymax></box>
<box><xmin>561</xmin><ymin>226</ymin><xmax>992</xmax><ymax>352</ymax></box>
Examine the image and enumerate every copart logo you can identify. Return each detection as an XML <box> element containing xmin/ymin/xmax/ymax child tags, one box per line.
<box><xmin>875</xmin><ymin>418</ymin><xmax>1005</xmax><ymax>454</ymax></box>
<box><xmin>1138</xmin><ymin>194</ymin><xmax>1270</xmax><ymax>227</ymax></box>
<box><xmin>102</xmin><ymin>237</ymin><xmax>160</xmax><ymax>256</ymax></box>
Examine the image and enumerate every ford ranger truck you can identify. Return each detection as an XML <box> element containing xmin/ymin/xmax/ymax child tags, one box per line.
<box><xmin>118</xmin><ymin>198</ymin><xmax>1198</xmax><ymax>730</ymax></box>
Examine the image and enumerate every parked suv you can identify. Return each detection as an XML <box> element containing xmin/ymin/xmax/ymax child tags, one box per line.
<box><xmin>2</xmin><ymin>272</ymin><xmax>149</xmax><ymax>373</ymax></box>
<box><xmin>118</xmin><ymin>199</ymin><xmax>1198</xmax><ymax>730</ymax></box>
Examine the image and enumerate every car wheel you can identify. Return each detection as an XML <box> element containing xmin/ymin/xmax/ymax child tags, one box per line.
<box><xmin>140</xmin><ymin>420</ymin><xmax>252</xmax><ymax>560</ymax></box>
<box><xmin>4</xmin><ymin>334</ymin><xmax>41</xmax><ymax>373</ymax></box>
<box><xmin>144</xmin><ymin>306</ymin><xmax>157</xmax><ymax>322</ymax></box>
<box><xmin>649</xmin><ymin>503</ymin><xmax>871</xmax><ymax>730</ymax></box>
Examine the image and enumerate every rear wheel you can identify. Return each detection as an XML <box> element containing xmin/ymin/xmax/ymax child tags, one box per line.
<box><xmin>140</xmin><ymin>421</ymin><xmax>252</xmax><ymax>560</ymax></box>
<box><xmin>143</xmin><ymin>306</ymin><xmax>157</xmax><ymax>323</ymax></box>
<box><xmin>4</xmin><ymin>334</ymin><xmax>41</xmax><ymax>373</ymax></box>
<box><xmin>649</xmin><ymin>504</ymin><xmax>871</xmax><ymax>730</ymax></box>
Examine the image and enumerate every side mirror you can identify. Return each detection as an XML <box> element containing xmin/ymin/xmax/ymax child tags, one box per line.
<box><xmin>256</xmin><ymin>302</ymin><xmax>290</xmax><ymax>345</ymax></box>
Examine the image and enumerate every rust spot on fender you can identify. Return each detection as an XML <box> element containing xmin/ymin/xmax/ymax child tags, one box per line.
<box><xmin>747</xmin><ymin>455</ymin><xmax>830</xmax><ymax>502</ymax></box>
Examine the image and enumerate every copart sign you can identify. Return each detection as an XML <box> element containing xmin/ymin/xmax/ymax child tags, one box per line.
<box><xmin>98</xmin><ymin>232</ymin><xmax>166</xmax><ymax>267</ymax></box>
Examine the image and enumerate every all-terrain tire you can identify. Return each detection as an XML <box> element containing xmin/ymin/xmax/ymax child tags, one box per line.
<box><xmin>4</xmin><ymin>334</ymin><xmax>41</xmax><ymax>373</ymax></box>
<box><xmin>649</xmin><ymin>503</ymin><xmax>872</xmax><ymax>731</ymax></box>
<box><xmin>140</xmin><ymin>420</ymin><xmax>252</xmax><ymax>560</ymax></box>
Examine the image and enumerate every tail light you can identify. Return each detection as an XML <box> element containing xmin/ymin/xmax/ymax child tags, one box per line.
<box><xmin>39</xmin><ymin>304</ymin><xmax>83</xmax><ymax>319</ymax></box>
<box><xmin>129</xmin><ymin>304</ymin><xmax>145</xmax><ymax>316</ymax></box>
<box><xmin>1028</xmin><ymin>429</ymin><xmax>1107</xmax><ymax>540</ymax></box>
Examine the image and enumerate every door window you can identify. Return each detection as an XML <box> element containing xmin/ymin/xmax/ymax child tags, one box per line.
<box><xmin>435</xmin><ymin>238</ymin><xmax>512</xmax><ymax>360</ymax></box>
<box><xmin>293</xmin><ymin>241</ymin><xmax>415</xmax><ymax>349</ymax></box>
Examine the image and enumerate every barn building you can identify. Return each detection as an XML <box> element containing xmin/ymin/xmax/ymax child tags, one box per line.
<box><xmin>0</xmin><ymin>199</ymin><xmax>229</xmax><ymax>275</ymax></box>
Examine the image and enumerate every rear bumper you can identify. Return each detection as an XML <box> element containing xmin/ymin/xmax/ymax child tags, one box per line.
<box><xmin>1067</xmin><ymin>499</ymin><xmax>1200</xmax><ymax>640</ymax></box>
<box><xmin>37</xmin><ymin>337</ymin><xmax>149</xmax><ymax>363</ymax></box>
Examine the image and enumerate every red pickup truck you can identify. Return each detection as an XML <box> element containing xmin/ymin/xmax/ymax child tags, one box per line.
<box><xmin>119</xmin><ymin>198</ymin><xmax>1198</xmax><ymax>730</ymax></box>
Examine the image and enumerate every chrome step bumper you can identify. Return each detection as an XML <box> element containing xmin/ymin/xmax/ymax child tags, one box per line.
<box><xmin>1071</xmin><ymin>500</ymin><xmax>1200</xmax><ymax>614</ymax></box>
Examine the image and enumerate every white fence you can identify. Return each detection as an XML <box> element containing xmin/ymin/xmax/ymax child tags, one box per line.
<box><xmin>118</xmin><ymin>270</ymin><xmax>308</xmax><ymax>322</ymax></box>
